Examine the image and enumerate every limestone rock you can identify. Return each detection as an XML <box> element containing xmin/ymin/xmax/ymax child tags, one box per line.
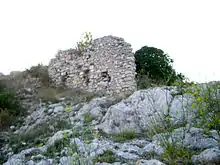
<box><xmin>192</xmin><ymin>148</ymin><xmax>220</xmax><ymax>165</ymax></box>
<box><xmin>74</xmin><ymin>97</ymin><xmax>117</xmax><ymax>124</ymax></box>
<box><xmin>53</xmin><ymin>105</ymin><xmax>64</xmax><ymax>113</ymax></box>
<box><xmin>167</xmin><ymin>127</ymin><xmax>219</xmax><ymax>149</ymax></box>
<box><xmin>115</xmin><ymin>150</ymin><xmax>139</xmax><ymax>160</ymax></box>
<box><xmin>135</xmin><ymin>159</ymin><xmax>165</xmax><ymax>165</ymax></box>
<box><xmin>46</xmin><ymin>130</ymin><xmax>72</xmax><ymax>147</ymax></box>
<box><xmin>95</xmin><ymin>163</ymin><xmax>127</xmax><ymax>165</ymax></box>
<box><xmin>98</xmin><ymin>87</ymin><xmax>195</xmax><ymax>134</ymax></box>
<box><xmin>3</xmin><ymin>147</ymin><xmax>47</xmax><ymax>165</ymax></box>
<box><xmin>142</xmin><ymin>143</ymin><xmax>164</xmax><ymax>156</ymax></box>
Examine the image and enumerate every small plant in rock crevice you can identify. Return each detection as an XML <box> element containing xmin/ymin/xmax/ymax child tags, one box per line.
<box><xmin>93</xmin><ymin>150</ymin><xmax>116</xmax><ymax>163</ymax></box>
<box><xmin>112</xmin><ymin>130</ymin><xmax>137</xmax><ymax>142</ymax></box>
<box><xmin>64</xmin><ymin>126</ymin><xmax>104</xmax><ymax>165</ymax></box>
<box><xmin>43</xmin><ymin>137</ymin><xmax>70</xmax><ymax>157</ymax></box>
<box><xmin>161</xmin><ymin>141</ymin><xmax>195</xmax><ymax>165</ymax></box>
<box><xmin>83</xmin><ymin>112</ymin><xmax>95</xmax><ymax>125</ymax></box>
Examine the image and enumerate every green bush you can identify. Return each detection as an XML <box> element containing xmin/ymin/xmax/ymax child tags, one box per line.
<box><xmin>156</xmin><ymin>81</ymin><xmax>220</xmax><ymax>164</ymax></box>
<box><xmin>135</xmin><ymin>46</ymin><xmax>184</xmax><ymax>87</ymax></box>
<box><xmin>0</xmin><ymin>109</ymin><xmax>14</xmax><ymax>130</ymax></box>
<box><xmin>76</xmin><ymin>32</ymin><xmax>93</xmax><ymax>55</ymax></box>
<box><xmin>93</xmin><ymin>150</ymin><xmax>116</xmax><ymax>163</ymax></box>
<box><xmin>0</xmin><ymin>84</ymin><xmax>24</xmax><ymax>130</ymax></box>
<box><xmin>25</xmin><ymin>63</ymin><xmax>49</xmax><ymax>86</ymax></box>
<box><xmin>112</xmin><ymin>130</ymin><xmax>137</xmax><ymax>142</ymax></box>
<box><xmin>136</xmin><ymin>74</ymin><xmax>154</xmax><ymax>89</ymax></box>
<box><xmin>189</xmin><ymin>83</ymin><xmax>220</xmax><ymax>134</ymax></box>
<box><xmin>0</xmin><ymin>91</ymin><xmax>22</xmax><ymax>116</ymax></box>
<box><xmin>84</xmin><ymin>112</ymin><xmax>95</xmax><ymax>125</ymax></box>
<box><xmin>43</xmin><ymin>137</ymin><xmax>70</xmax><ymax>157</ymax></box>
<box><xmin>161</xmin><ymin>141</ymin><xmax>194</xmax><ymax>165</ymax></box>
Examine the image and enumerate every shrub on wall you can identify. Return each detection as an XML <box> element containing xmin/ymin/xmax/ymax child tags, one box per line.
<box><xmin>76</xmin><ymin>32</ymin><xmax>93</xmax><ymax>55</ymax></box>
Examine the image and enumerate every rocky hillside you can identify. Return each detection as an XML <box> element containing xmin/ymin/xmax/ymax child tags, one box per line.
<box><xmin>0</xmin><ymin>78</ymin><xmax>219</xmax><ymax>165</ymax></box>
<box><xmin>0</xmin><ymin>35</ymin><xmax>219</xmax><ymax>165</ymax></box>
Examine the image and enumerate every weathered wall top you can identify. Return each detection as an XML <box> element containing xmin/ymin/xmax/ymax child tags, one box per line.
<box><xmin>48</xmin><ymin>35</ymin><xmax>137</xmax><ymax>95</ymax></box>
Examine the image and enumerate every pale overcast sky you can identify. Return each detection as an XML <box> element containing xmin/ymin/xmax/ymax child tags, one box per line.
<box><xmin>0</xmin><ymin>0</ymin><xmax>219</xmax><ymax>83</ymax></box>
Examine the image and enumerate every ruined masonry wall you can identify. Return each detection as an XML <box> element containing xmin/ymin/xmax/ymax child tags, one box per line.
<box><xmin>48</xmin><ymin>36</ymin><xmax>137</xmax><ymax>95</ymax></box>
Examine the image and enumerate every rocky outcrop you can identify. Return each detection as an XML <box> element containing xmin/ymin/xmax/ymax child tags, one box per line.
<box><xmin>48</xmin><ymin>36</ymin><xmax>137</xmax><ymax>96</ymax></box>
<box><xmin>98</xmin><ymin>87</ymin><xmax>196</xmax><ymax>134</ymax></box>
<box><xmin>192</xmin><ymin>148</ymin><xmax>220</xmax><ymax>165</ymax></box>
<box><xmin>1</xmin><ymin>86</ymin><xmax>219</xmax><ymax>165</ymax></box>
<box><xmin>165</xmin><ymin>127</ymin><xmax>219</xmax><ymax>149</ymax></box>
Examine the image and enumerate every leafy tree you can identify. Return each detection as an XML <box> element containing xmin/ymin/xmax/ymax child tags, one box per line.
<box><xmin>135</xmin><ymin>46</ymin><xmax>183</xmax><ymax>85</ymax></box>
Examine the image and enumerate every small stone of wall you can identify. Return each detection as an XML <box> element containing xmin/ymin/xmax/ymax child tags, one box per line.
<box><xmin>48</xmin><ymin>36</ymin><xmax>137</xmax><ymax>95</ymax></box>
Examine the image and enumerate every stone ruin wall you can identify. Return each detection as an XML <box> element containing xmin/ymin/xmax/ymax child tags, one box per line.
<box><xmin>48</xmin><ymin>36</ymin><xmax>137</xmax><ymax>96</ymax></box>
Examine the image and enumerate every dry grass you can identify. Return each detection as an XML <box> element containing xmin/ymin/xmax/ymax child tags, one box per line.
<box><xmin>26</xmin><ymin>64</ymin><xmax>49</xmax><ymax>86</ymax></box>
<box><xmin>0</xmin><ymin>74</ymin><xmax>25</xmax><ymax>91</ymax></box>
<box><xmin>0</xmin><ymin>64</ymin><xmax>49</xmax><ymax>92</ymax></box>
<box><xmin>36</xmin><ymin>87</ymin><xmax>95</xmax><ymax>104</ymax></box>
<box><xmin>0</xmin><ymin>71</ymin><xmax>40</xmax><ymax>92</ymax></box>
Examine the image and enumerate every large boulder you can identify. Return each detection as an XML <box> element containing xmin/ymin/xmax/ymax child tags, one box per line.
<box><xmin>73</xmin><ymin>97</ymin><xmax>117</xmax><ymax>124</ymax></box>
<box><xmin>166</xmin><ymin>127</ymin><xmax>219</xmax><ymax>150</ymax></box>
<box><xmin>98</xmin><ymin>87</ymin><xmax>195</xmax><ymax>134</ymax></box>
<box><xmin>192</xmin><ymin>148</ymin><xmax>220</xmax><ymax>165</ymax></box>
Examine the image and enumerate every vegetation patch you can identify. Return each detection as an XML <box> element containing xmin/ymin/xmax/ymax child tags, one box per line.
<box><xmin>25</xmin><ymin>63</ymin><xmax>49</xmax><ymax>87</ymax></box>
<box><xmin>8</xmin><ymin>119</ymin><xmax>72</xmax><ymax>154</ymax></box>
<box><xmin>112</xmin><ymin>130</ymin><xmax>137</xmax><ymax>142</ymax></box>
<box><xmin>93</xmin><ymin>150</ymin><xmax>116</xmax><ymax>163</ymax></box>
<box><xmin>76</xmin><ymin>32</ymin><xmax>93</xmax><ymax>55</ymax></box>
<box><xmin>84</xmin><ymin>112</ymin><xmax>95</xmax><ymax>125</ymax></box>
<box><xmin>71</xmin><ymin>126</ymin><xmax>94</xmax><ymax>142</ymax></box>
<box><xmin>43</xmin><ymin>137</ymin><xmax>70</xmax><ymax>157</ymax></box>
<box><xmin>0</xmin><ymin>82</ymin><xmax>26</xmax><ymax>130</ymax></box>
<box><xmin>161</xmin><ymin>141</ymin><xmax>198</xmax><ymax>165</ymax></box>
<box><xmin>143</xmin><ymin>117</ymin><xmax>186</xmax><ymax>140</ymax></box>
<box><xmin>189</xmin><ymin>83</ymin><xmax>220</xmax><ymax>134</ymax></box>
<box><xmin>36</xmin><ymin>87</ymin><xmax>95</xmax><ymax>104</ymax></box>
<box><xmin>145</xmin><ymin>81</ymin><xmax>220</xmax><ymax>165</ymax></box>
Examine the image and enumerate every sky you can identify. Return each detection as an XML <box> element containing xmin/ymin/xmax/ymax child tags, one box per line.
<box><xmin>0</xmin><ymin>0</ymin><xmax>219</xmax><ymax>83</ymax></box>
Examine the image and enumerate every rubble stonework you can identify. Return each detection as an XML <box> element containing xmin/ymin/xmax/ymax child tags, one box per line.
<box><xmin>48</xmin><ymin>36</ymin><xmax>137</xmax><ymax>95</ymax></box>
